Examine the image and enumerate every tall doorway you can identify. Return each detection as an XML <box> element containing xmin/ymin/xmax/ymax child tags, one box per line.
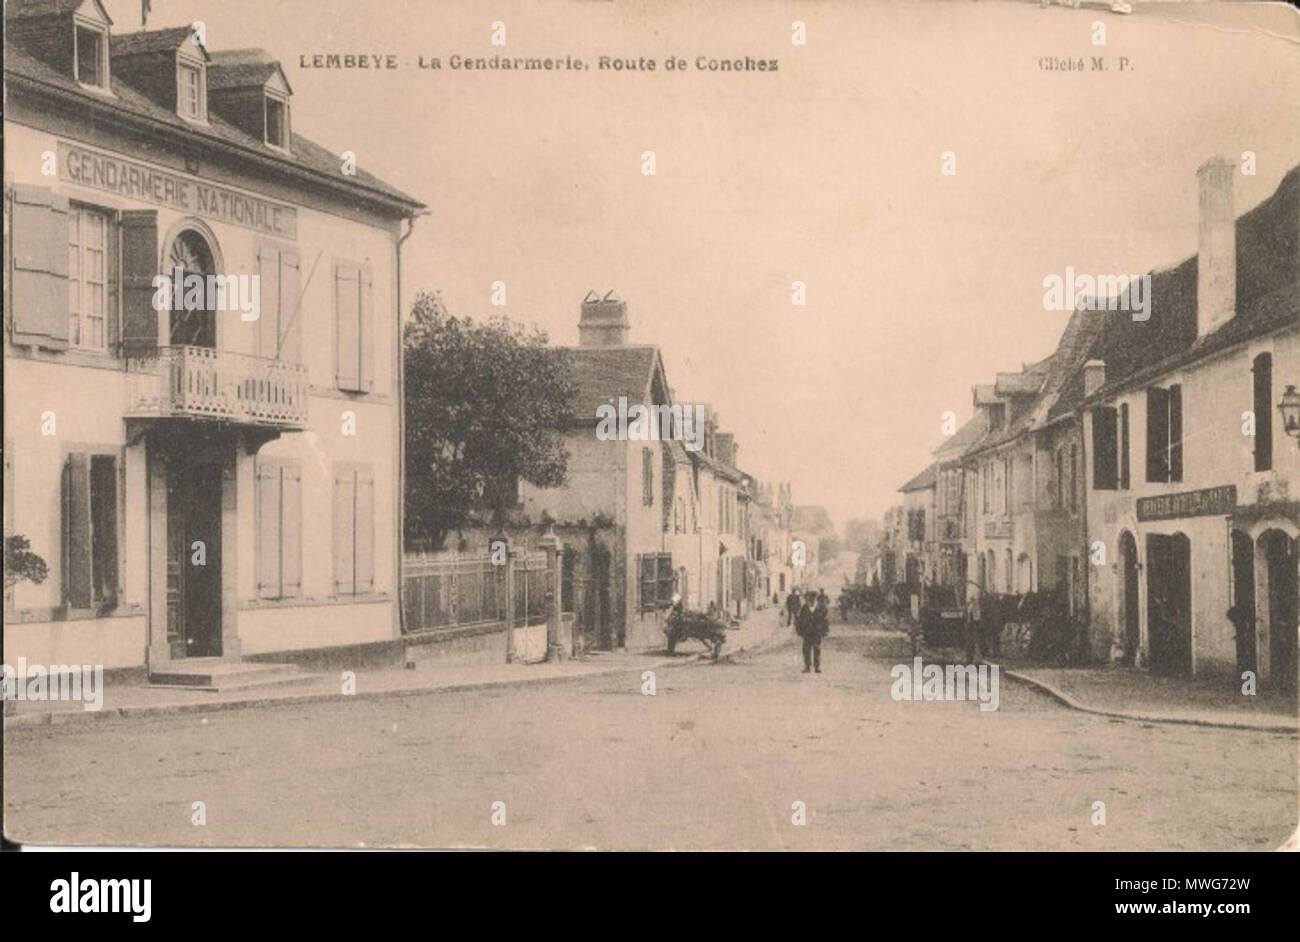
<box><xmin>1146</xmin><ymin>532</ymin><xmax>1192</xmax><ymax>676</ymax></box>
<box><xmin>166</xmin><ymin>461</ymin><xmax>223</xmax><ymax>658</ymax></box>
<box><xmin>1230</xmin><ymin>529</ymin><xmax>1257</xmax><ymax>675</ymax></box>
<box><xmin>1119</xmin><ymin>531</ymin><xmax>1139</xmax><ymax>666</ymax></box>
<box><xmin>1261</xmin><ymin>530</ymin><xmax>1297</xmax><ymax>693</ymax></box>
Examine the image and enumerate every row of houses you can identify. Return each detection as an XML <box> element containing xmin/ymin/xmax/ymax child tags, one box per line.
<box><xmin>880</xmin><ymin>158</ymin><xmax>1299</xmax><ymax>690</ymax></box>
<box><xmin>515</xmin><ymin>291</ymin><xmax>824</xmax><ymax>652</ymax></box>
<box><xmin>2</xmin><ymin>2</ymin><xmax>826</xmax><ymax>681</ymax></box>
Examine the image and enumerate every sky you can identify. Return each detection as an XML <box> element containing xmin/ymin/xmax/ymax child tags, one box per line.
<box><xmin>101</xmin><ymin>0</ymin><xmax>1300</xmax><ymax>532</ymax></box>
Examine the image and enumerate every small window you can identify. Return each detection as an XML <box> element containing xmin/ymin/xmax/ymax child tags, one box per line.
<box><xmin>75</xmin><ymin>26</ymin><xmax>106</xmax><ymax>88</ymax></box>
<box><xmin>179</xmin><ymin>62</ymin><xmax>203</xmax><ymax>119</ymax></box>
<box><xmin>265</xmin><ymin>96</ymin><xmax>287</xmax><ymax>148</ymax></box>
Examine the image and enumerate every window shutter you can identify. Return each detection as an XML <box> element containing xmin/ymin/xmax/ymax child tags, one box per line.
<box><xmin>257</xmin><ymin>244</ymin><xmax>280</xmax><ymax>359</ymax></box>
<box><xmin>334</xmin><ymin>264</ymin><xmax>360</xmax><ymax>390</ymax></box>
<box><xmin>278</xmin><ymin>249</ymin><xmax>302</xmax><ymax>363</ymax></box>
<box><xmin>358</xmin><ymin>267</ymin><xmax>374</xmax><ymax>391</ymax></box>
<box><xmin>120</xmin><ymin>210</ymin><xmax>159</xmax><ymax>356</ymax></box>
<box><xmin>1119</xmin><ymin>403</ymin><xmax>1130</xmax><ymax>489</ymax></box>
<box><xmin>1146</xmin><ymin>387</ymin><xmax>1170</xmax><ymax>483</ymax></box>
<box><xmin>1092</xmin><ymin>407</ymin><xmax>1118</xmax><ymax>490</ymax></box>
<box><xmin>1168</xmin><ymin>384</ymin><xmax>1183</xmax><ymax>482</ymax></box>
<box><xmin>281</xmin><ymin>462</ymin><xmax>302</xmax><ymax>598</ymax></box>
<box><xmin>256</xmin><ymin>460</ymin><xmax>282</xmax><ymax>598</ymax></box>
<box><xmin>10</xmin><ymin>184</ymin><xmax>70</xmax><ymax>349</ymax></box>
<box><xmin>355</xmin><ymin>466</ymin><xmax>375</xmax><ymax>593</ymax></box>
<box><xmin>1253</xmin><ymin>354</ymin><xmax>1272</xmax><ymax>473</ymax></box>
<box><xmin>333</xmin><ymin>467</ymin><xmax>355</xmax><ymax>595</ymax></box>
<box><xmin>62</xmin><ymin>453</ymin><xmax>91</xmax><ymax>608</ymax></box>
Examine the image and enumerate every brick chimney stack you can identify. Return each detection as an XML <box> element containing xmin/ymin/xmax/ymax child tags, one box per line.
<box><xmin>578</xmin><ymin>290</ymin><xmax>630</xmax><ymax>347</ymax></box>
<box><xmin>1197</xmin><ymin>157</ymin><xmax>1236</xmax><ymax>338</ymax></box>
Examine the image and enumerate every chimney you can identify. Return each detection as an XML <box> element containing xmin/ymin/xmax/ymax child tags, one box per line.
<box><xmin>1083</xmin><ymin>359</ymin><xmax>1106</xmax><ymax>398</ymax></box>
<box><xmin>1196</xmin><ymin>157</ymin><xmax>1236</xmax><ymax>338</ymax></box>
<box><xmin>716</xmin><ymin>433</ymin><xmax>737</xmax><ymax>468</ymax></box>
<box><xmin>578</xmin><ymin>290</ymin><xmax>630</xmax><ymax>347</ymax></box>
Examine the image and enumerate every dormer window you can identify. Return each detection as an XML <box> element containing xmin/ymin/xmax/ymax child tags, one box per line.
<box><xmin>264</xmin><ymin>93</ymin><xmax>288</xmax><ymax>149</ymax></box>
<box><xmin>176</xmin><ymin>56</ymin><xmax>206</xmax><ymax>122</ymax></box>
<box><xmin>74</xmin><ymin>24</ymin><xmax>108</xmax><ymax>88</ymax></box>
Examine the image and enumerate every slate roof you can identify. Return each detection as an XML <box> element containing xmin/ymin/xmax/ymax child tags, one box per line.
<box><xmin>208</xmin><ymin>48</ymin><xmax>289</xmax><ymax>90</ymax></box>
<box><xmin>898</xmin><ymin>463</ymin><xmax>938</xmax><ymax>493</ymax></box>
<box><xmin>4</xmin><ymin>30</ymin><xmax>423</xmax><ymax>212</ymax></box>
<box><xmin>110</xmin><ymin>27</ymin><xmax>197</xmax><ymax>56</ymax></box>
<box><xmin>1067</xmin><ymin>164</ymin><xmax>1300</xmax><ymax>410</ymax></box>
<box><xmin>8</xmin><ymin>0</ymin><xmax>100</xmax><ymax>17</ymax></box>
<box><xmin>563</xmin><ymin>345</ymin><xmax>661</xmax><ymax>422</ymax></box>
<box><xmin>932</xmin><ymin>411</ymin><xmax>990</xmax><ymax>462</ymax></box>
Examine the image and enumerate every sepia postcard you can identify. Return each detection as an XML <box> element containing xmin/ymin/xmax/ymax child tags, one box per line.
<box><xmin>3</xmin><ymin>0</ymin><xmax>1299</xmax><ymax>874</ymax></box>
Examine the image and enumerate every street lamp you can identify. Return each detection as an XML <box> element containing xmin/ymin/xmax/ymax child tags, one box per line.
<box><xmin>1278</xmin><ymin>384</ymin><xmax>1300</xmax><ymax>447</ymax></box>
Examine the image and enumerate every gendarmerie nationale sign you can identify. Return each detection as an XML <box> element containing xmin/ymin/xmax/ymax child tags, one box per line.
<box><xmin>58</xmin><ymin>141</ymin><xmax>298</xmax><ymax>239</ymax></box>
<box><xmin>1136</xmin><ymin>485</ymin><xmax>1237</xmax><ymax>522</ymax></box>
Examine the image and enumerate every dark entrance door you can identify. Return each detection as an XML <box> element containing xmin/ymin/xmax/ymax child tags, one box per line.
<box><xmin>1146</xmin><ymin>532</ymin><xmax>1192</xmax><ymax>675</ymax></box>
<box><xmin>1230</xmin><ymin>529</ymin><xmax>1257</xmax><ymax>675</ymax></box>
<box><xmin>166</xmin><ymin>462</ymin><xmax>223</xmax><ymax>657</ymax></box>
<box><xmin>1262</xmin><ymin>530</ymin><xmax>1297</xmax><ymax>693</ymax></box>
<box><xmin>1120</xmin><ymin>531</ymin><xmax>1139</xmax><ymax>666</ymax></box>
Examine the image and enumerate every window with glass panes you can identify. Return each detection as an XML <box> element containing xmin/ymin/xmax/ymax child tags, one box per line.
<box><xmin>68</xmin><ymin>206</ymin><xmax>108</xmax><ymax>349</ymax></box>
<box><xmin>179</xmin><ymin>63</ymin><xmax>202</xmax><ymax>119</ymax></box>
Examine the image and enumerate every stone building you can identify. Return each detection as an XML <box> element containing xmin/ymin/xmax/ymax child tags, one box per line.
<box><xmin>3</xmin><ymin>2</ymin><xmax>424</xmax><ymax>682</ymax></box>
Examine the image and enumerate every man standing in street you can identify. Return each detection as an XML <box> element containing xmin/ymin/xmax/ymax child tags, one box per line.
<box><xmin>785</xmin><ymin>589</ymin><xmax>801</xmax><ymax>627</ymax></box>
<box><xmin>797</xmin><ymin>590</ymin><xmax>828</xmax><ymax>673</ymax></box>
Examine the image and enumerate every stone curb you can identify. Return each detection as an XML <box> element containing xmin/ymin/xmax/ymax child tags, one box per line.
<box><xmin>1002</xmin><ymin>668</ymin><xmax>1299</xmax><ymax>735</ymax></box>
<box><xmin>4</xmin><ymin>622</ymin><xmax>794</xmax><ymax>732</ymax></box>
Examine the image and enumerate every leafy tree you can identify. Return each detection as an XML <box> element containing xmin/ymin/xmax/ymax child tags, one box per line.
<box><xmin>404</xmin><ymin>292</ymin><xmax>575</xmax><ymax>549</ymax></box>
<box><xmin>4</xmin><ymin>535</ymin><xmax>48</xmax><ymax>589</ymax></box>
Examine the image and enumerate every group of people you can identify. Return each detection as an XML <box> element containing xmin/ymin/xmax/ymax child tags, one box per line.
<box><xmin>783</xmin><ymin>588</ymin><xmax>831</xmax><ymax>673</ymax></box>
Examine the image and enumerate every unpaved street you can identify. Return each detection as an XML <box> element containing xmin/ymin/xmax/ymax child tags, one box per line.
<box><xmin>5</xmin><ymin>627</ymin><xmax>1296</xmax><ymax>850</ymax></box>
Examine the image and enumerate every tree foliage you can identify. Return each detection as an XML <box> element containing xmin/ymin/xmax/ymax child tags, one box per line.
<box><xmin>404</xmin><ymin>292</ymin><xmax>575</xmax><ymax>549</ymax></box>
<box><xmin>4</xmin><ymin>535</ymin><xmax>48</xmax><ymax>589</ymax></box>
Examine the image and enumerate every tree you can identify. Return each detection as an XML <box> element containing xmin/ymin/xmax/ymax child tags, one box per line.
<box><xmin>404</xmin><ymin>292</ymin><xmax>576</xmax><ymax>549</ymax></box>
<box><xmin>4</xmin><ymin>535</ymin><xmax>48</xmax><ymax>590</ymax></box>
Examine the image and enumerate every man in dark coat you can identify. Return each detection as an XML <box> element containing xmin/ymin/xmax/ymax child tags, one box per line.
<box><xmin>785</xmin><ymin>590</ymin><xmax>802</xmax><ymax>627</ymax></box>
<box><xmin>797</xmin><ymin>590</ymin><xmax>828</xmax><ymax>672</ymax></box>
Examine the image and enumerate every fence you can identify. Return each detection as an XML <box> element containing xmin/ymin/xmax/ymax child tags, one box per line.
<box><xmin>401</xmin><ymin>547</ymin><xmax>559</xmax><ymax>661</ymax></box>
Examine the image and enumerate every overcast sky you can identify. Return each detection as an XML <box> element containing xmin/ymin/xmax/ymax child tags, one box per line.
<box><xmin>104</xmin><ymin>0</ymin><xmax>1300</xmax><ymax>531</ymax></box>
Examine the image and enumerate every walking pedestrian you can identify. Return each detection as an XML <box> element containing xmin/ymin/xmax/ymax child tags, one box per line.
<box><xmin>797</xmin><ymin>590</ymin><xmax>828</xmax><ymax>673</ymax></box>
<box><xmin>785</xmin><ymin>589</ymin><xmax>801</xmax><ymax>627</ymax></box>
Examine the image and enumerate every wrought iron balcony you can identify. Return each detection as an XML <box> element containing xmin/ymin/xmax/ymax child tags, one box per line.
<box><xmin>126</xmin><ymin>345</ymin><xmax>309</xmax><ymax>428</ymax></box>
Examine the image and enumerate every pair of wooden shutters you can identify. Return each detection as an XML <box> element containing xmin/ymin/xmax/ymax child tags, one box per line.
<box><xmin>1091</xmin><ymin>405</ymin><xmax>1133</xmax><ymax>491</ymax></box>
<box><xmin>1146</xmin><ymin>385</ymin><xmax>1183</xmax><ymax>483</ymax></box>
<box><xmin>333</xmin><ymin>466</ymin><xmax>375</xmax><ymax>596</ymax></box>
<box><xmin>7</xmin><ymin>184</ymin><xmax>156</xmax><ymax>354</ymax></box>
<box><xmin>334</xmin><ymin>263</ymin><xmax>374</xmax><ymax>392</ymax></box>
<box><xmin>256</xmin><ymin>459</ymin><xmax>302</xmax><ymax>599</ymax></box>
<box><xmin>61</xmin><ymin>453</ymin><xmax>117</xmax><ymax>609</ymax></box>
<box><xmin>256</xmin><ymin>245</ymin><xmax>302</xmax><ymax>361</ymax></box>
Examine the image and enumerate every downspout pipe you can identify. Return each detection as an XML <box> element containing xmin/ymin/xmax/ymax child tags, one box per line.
<box><xmin>396</xmin><ymin>208</ymin><xmax>430</xmax><ymax>637</ymax></box>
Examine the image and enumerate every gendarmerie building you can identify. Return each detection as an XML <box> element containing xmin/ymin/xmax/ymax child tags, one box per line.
<box><xmin>3</xmin><ymin>1</ymin><xmax>424</xmax><ymax>682</ymax></box>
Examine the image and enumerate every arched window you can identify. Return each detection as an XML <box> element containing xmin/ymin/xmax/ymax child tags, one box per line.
<box><xmin>167</xmin><ymin>229</ymin><xmax>218</xmax><ymax>348</ymax></box>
